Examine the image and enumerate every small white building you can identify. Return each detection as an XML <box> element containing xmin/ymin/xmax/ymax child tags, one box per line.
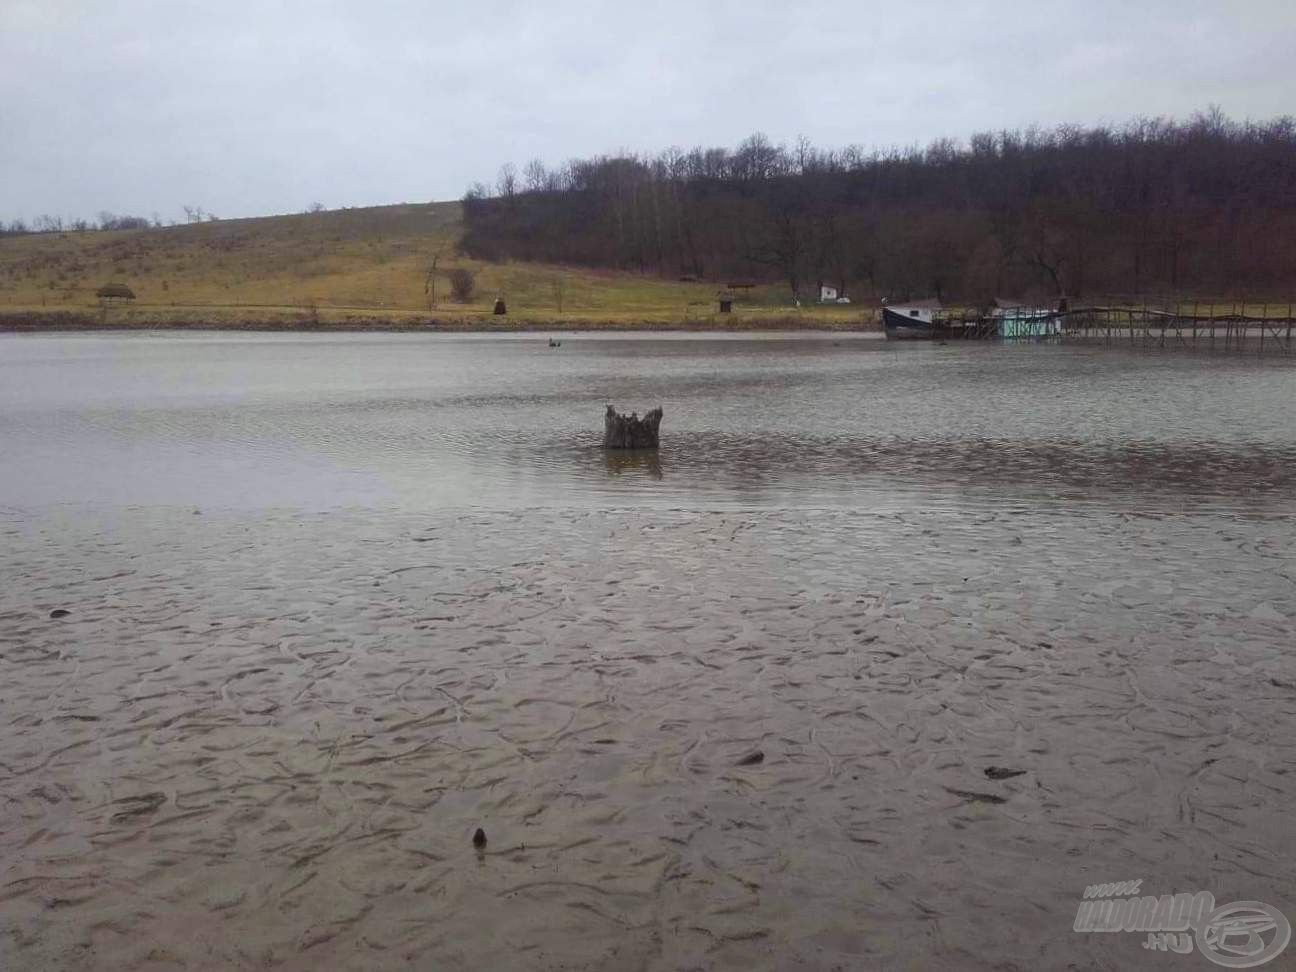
<box><xmin>819</xmin><ymin>284</ymin><xmax>838</xmax><ymax>302</ymax></box>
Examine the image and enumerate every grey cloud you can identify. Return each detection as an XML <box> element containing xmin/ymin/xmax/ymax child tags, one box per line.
<box><xmin>1</xmin><ymin>0</ymin><xmax>1292</xmax><ymax>223</ymax></box>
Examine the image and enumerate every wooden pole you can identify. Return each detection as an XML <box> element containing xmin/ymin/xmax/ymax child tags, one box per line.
<box><xmin>425</xmin><ymin>252</ymin><xmax>440</xmax><ymax>310</ymax></box>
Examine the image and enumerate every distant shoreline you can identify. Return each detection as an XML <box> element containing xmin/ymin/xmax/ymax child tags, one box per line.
<box><xmin>0</xmin><ymin>311</ymin><xmax>880</xmax><ymax>334</ymax></box>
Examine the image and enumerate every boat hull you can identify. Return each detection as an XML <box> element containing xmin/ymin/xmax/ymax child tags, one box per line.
<box><xmin>883</xmin><ymin>307</ymin><xmax>938</xmax><ymax>339</ymax></box>
<box><xmin>885</xmin><ymin>325</ymin><xmax>935</xmax><ymax>339</ymax></box>
<box><xmin>883</xmin><ymin>306</ymin><xmax>1003</xmax><ymax>340</ymax></box>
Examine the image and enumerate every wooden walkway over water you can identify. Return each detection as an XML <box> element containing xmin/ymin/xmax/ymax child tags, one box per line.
<box><xmin>1005</xmin><ymin>302</ymin><xmax>1296</xmax><ymax>353</ymax></box>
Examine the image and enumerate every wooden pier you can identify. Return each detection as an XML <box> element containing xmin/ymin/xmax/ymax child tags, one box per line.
<box><xmin>1059</xmin><ymin>301</ymin><xmax>1296</xmax><ymax>353</ymax></box>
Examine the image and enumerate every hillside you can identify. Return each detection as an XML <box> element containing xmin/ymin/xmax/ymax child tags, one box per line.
<box><xmin>0</xmin><ymin>202</ymin><xmax>864</xmax><ymax>329</ymax></box>
<box><xmin>463</xmin><ymin>113</ymin><xmax>1296</xmax><ymax>303</ymax></box>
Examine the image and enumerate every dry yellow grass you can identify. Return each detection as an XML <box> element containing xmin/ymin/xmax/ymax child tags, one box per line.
<box><xmin>0</xmin><ymin>201</ymin><xmax>873</xmax><ymax>329</ymax></box>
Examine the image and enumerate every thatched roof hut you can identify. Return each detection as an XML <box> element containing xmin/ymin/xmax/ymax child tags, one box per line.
<box><xmin>95</xmin><ymin>283</ymin><xmax>136</xmax><ymax>300</ymax></box>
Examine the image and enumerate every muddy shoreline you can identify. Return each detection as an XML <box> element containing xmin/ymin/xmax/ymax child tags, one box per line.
<box><xmin>3</xmin><ymin>505</ymin><xmax>1293</xmax><ymax>970</ymax></box>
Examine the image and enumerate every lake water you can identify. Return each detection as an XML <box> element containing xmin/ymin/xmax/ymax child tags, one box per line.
<box><xmin>2</xmin><ymin>330</ymin><xmax>1295</xmax><ymax>513</ymax></box>
<box><xmin>2</xmin><ymin>332</ymin><xmax>1294</xmax><ymax>970</ymax></box>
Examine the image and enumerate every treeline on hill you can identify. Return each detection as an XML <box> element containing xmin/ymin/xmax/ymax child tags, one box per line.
<box><xmin>0</xmin><ymin>213</ymin><xmax>155</xmax><ymax>236</ymax></box>
<box><xmin>461</xmin><ymin>111</ymin><xmax>1296</xmax><ymax>303</ymax></box>
<box><xmin>0</xmin><ymin>206</ymin><xmax>228</xmax><ymax>238</ymax></box>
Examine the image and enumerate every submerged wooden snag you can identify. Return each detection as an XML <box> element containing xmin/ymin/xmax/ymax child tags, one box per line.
<box><xmin>604</xmin><ymin>405</ymin><xmax>663</xmax><ymax>449</ymax></box>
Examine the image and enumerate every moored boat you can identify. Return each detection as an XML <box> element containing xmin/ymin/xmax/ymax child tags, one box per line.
<box><xmin>882</xmin><ymin>304</ymin><xmax>940</xmax><ymax>339</ymax></box>
<box><xmin>882</xmin><ymin>298</ymin><xmax>954</xmax><ymax>339</ymax></box>
<box><xmin>882</xmin><ymin>300</ymin><xmax>992</xmax><ymax>340</ymax></box>
<box><xmin>883</xmin><ymin>297</ymin><xmax>1068</xmax><ymax>340</ymax></box>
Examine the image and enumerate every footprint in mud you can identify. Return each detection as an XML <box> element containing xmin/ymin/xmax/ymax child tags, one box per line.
<box><xmin>944</xmin><ymin>787</ymin><xmax>1008</xmax><ymax>805</ymax></box>
<box><xmin>110</xmin><ymin>792</ymin><xmax>167</xmax><ymax>824</ymax></box>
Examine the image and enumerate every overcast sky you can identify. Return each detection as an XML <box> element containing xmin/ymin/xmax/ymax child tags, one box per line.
<box><xmin>2</xmin><ymin>0</ymin><xmax>1293</xmax><ymax>224</ymax></box>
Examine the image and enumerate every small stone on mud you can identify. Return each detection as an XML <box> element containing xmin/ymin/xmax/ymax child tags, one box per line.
<box><xmin>205</xmin><ymin>886</ymin><xmax>246</xmax><ymax>911</ymax></box>
<box><xmin>1251</xmin><ymin>603</ymin><xmax>1286</xmax><ymax>623</ymax></box>
<box><xmin>49</xmin><ymin>609</ymin><xmax>70</xmax><ymax>619</ymax></box>
<box><xmin>472</xmin><ymin>827</ymin><xmax>487</xmax><ymax>848</ymax></box>
<box><xmin>984</xmin><ymin>766</ymin><xmax>1027</xmax><ymax>780</ymax></box>
<box><xmin>736</xmin><ymin>750</ymin><xmax>764</xmax><ymax>766</ymax></box>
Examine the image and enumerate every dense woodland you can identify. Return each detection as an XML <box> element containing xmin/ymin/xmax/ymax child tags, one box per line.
<box><xmin>462</xmin><ymin>111</ymin><xmax>1296</xmax><ymax>303</ymax></box>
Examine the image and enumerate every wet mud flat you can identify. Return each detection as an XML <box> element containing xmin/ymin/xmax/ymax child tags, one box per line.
<box><xmin>1</xmin><ymin>506</ymin><xmax>1294</xmax><ymax>970</ymax></box>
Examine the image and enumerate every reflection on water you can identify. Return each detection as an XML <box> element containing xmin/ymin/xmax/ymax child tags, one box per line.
<box><xmin>0</xmin><ymin>330</ymin><xmax>1294</xmax><ymax>512</ymax></box>
<box><xmin>602</xmin><ymin>448</ymin><xmax>664</xmax><ymax>481</ymax></box>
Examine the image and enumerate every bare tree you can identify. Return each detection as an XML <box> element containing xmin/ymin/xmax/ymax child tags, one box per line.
<box><xmin>794</xmin><ymin>134</ymin><xmax>815</xmax><ymax>174</ymax></box>
<box><xmin>552</xmin><ymin>275</ymin><xmax>565</xmax><ymax>314</ymax></box>
<box><xmin>497</xmin><ymin>163</ymin><xmax>518</xmax><ymax>199</ymax></box>
<box><xmin>1018</xmin><ymin>205</ymin><xmax>1070</xmax><ymax>297</ymax></box>
<box><xmin>523</xmin><ymin>159</ymin><xmax>548</xmax><ymax>192</ymax></box>
<box><xmin>448</xmin><ymin>268</ymin><xmax>476</xmax><ymax>302</ymax></box>
<box><xmin>97</xmin><ymin>212</ymin><xmax>151</xmax><ymax>231</ymax></box>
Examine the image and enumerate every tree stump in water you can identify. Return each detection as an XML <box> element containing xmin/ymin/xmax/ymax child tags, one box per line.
<box><xmin>604</xmin><ymin>405</ymin><xmax>663</xmax><ymax>449</ymax></box>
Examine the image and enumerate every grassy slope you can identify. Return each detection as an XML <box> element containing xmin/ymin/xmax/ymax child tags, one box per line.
<box><xmin>0</xmin><ymin>201</ymin><xmax>870</xmax><ymax>329</ymax></box>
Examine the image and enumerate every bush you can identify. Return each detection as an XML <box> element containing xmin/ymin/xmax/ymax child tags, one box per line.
<box><xmin>448</xmin><ymin>268</ymin><xmax>476</xmax><ymax>302</ymax></box>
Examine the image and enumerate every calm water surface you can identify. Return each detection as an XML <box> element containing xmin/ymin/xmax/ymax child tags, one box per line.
<box><xmin>2</xmin><ymin>330</ymin><xmax>1294</xmax><ymax>511</ymax></box>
